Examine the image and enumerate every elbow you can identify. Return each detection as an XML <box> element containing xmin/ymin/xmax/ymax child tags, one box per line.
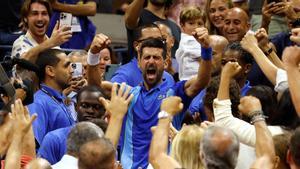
<box><xmin>124</xmin><ymin>14</ymin><xmax>136</xmax><ymax>29</ymax></box>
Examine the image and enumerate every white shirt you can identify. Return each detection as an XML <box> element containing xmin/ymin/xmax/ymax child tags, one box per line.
<box><xmin>274</xmin><ymin>68</ymin><xmax>288</xmax><ymax>92</ymax></box>
<box><xmin>175</xmin><ymin>33</ymin><xmax>201</xmax><ymax>81</ymax></box>
<box><xmin>52</xmin><ymin>154</ymin><xmax>78</xmax><ymax>169</ymax></box>
<box><xmin>11</xmin><ymin>31</ymin><xmax>40</xmax><ymax>58</ymax></box>
<box><xmin>213</xmin><ymin>98</ymin><xmax>284</xmax><ymax>147</ymax></box>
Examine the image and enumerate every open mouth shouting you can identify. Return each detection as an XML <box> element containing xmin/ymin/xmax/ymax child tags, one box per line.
<box><xmin>146</xmin><ymin>66</ymin><xmax>157</xmax><ymax>81</ymax></box>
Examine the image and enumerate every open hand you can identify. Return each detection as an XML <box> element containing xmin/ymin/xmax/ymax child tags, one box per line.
<box><xmin>49</xmin><ymin>22</ymin><xmax>72</xmax><ymax>47</ymax></box>
<box><xmin>10</xmin><ymin>99</ymin><xmax>37</xmax><ymax>136</ymax></box>
<box><xmin>99</xmin><ymin>83</ymin><xmax>133</xmax><ymax>120</ymax></box>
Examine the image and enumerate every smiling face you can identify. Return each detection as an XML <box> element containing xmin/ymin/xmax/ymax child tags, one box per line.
<box><xmin>98</xmin><ymin>48</ymin><xmax>112</xmax><ymax>72</ymax></box>
<box><xmin>139</xmin><ymin>47</ymin><xmax>165</xmax><ymax>90</ymax></box>
<box><xmin>223</xmin><ymin>8</ymin><xmax>250</xmax><ymax>43</ymax></box>
<box><xmin>209</xmin><ymin>0</ymin><xmax>229</xmax><ymax>29</ymax></box>
<box><xmin>26</xmin><ymin>2</ymin><xmax>49</xmax><ymax>41</ymax></box>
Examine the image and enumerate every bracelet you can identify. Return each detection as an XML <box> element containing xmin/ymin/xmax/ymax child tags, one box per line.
<box><xmin>158</xmin><ymin>110</ymin><xmax>173</xmax><ymax>121</ymax></box>
<box><xmin>201</xmin><ymin>47</ymin><xmax>212</xmax><ymax>61</ymax></box>
<box><xmin>87</xmin><ymin>51</ymin><xmax>100</xmax><ymax>66</ymax></box>
<box><xmin>249</xmin><ymin>110</ymin><xmax>268</xmax><ymax>124</ymax></box>
<box><xmin>264</xmin><ymin>47</ymin><xmax>273</xmax><ymax>56</ymax></box>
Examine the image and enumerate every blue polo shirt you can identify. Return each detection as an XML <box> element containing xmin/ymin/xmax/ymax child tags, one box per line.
<box><xmin>189</xmin><ymin>81</ymin><xmax>252</xmax><ymax>116</ymax></box>
<box><xmin>38</xmin><ymin>126</ymin><xmax>72</xmax><ymax>164</ymax></box>
<box><xmin>119</xmin><ymin>79</ymin><xmax>193</xmax><ymax>169</ymax></box>
<box><xmin>28</xmin><ymin>84</ymin><xmax>75</xmax><ymax>145</ymax></box>
<box><xmin>111</xmin><ymin>58</ymin><xmax>175</xmax><ymax>87</ymax></box>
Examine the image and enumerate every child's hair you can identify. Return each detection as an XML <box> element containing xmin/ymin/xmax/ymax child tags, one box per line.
<box><xmin>179</xmin><ymin>6</ymin><xmax>206</xmax><ymax>25</ymax></box>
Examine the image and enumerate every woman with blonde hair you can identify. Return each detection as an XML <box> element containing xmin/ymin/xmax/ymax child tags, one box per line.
<box><xmin>171</xmin><ymin>125</ymin><xmax>205</xmax><ymax>169</ymax></box>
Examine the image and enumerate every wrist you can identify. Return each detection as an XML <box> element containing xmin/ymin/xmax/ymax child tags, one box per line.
<box><xmin>248</xmin><ymin>110</ymin><xmax>268</xmax><ymax>124</ymax></box>
<box><xmin>87</xmin><ymin>51</ymin><xmax>100</xmax><ymax>66</ymax></box>
<box><xmin>158</xmin><ymin>110</ymin><xmax>173</xmax><ymax>121</ymax></box>
<box><xmin>201</xmin><ymin>47</ymin><xmax>212</xmax><ymax>61</ymax></box>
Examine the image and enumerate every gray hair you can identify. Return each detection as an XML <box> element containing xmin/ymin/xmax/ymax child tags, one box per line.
<box><xmin>154</xmin><ymin>21</ymin><xmax>173</xmax><ymax>37</ymax></box>
<box><xmin>67</xmin><ymin>122</ymin><xmax>104</xmax><ymax>155</ymax></box>
<box><xmin>68</xmin><ymin>50</ymin><xmax>88</xmax><ymax>58</ymax></box>
<box><xmin>200</xmin><ymin>126</ymin><xmax>239</xmax><ymax>169</ymax></box>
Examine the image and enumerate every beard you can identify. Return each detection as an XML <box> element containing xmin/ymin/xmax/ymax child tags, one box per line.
<box><xmin>142</xmin><ymin>65</ymin><xmax>164</xmax><ymax>89</ymax></box>
<box><xmin>150</xmin><ymin>0</ymin><xmax>166</xmax><ymax>7</ymax></box>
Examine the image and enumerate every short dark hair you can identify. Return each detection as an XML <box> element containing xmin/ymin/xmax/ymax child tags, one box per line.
<box><xmin>76</xmin><ymin>85</ymin><xmax>105</xmax><ymax>102</ymax></box>
<box><xmin>290</xmin><ymin>127</ymin><xmax>300</xmax><ymax>166</ymax></box>
<box><xmin>134</xmin><ymin>23</ymin><xmax>162</xmax><ymax>41</ymax></box>
<box><xmin>35</xmin><ymin>49</ymin><xmax>64</xmax><ymax>82</ymax></box>
<box><xmin>139</xmin><ymin>38</ymin><xmax>167</xmax><ymax>59</ymax></box>
<box><xmin>224</xmin><ymin>42</ymin><xmax>253</xmax><ymax>65</ymax></box>
<box><xmin>21</xmin><ymin>0</ymin><xmax>52</xmax><ymax>29</ymax></box>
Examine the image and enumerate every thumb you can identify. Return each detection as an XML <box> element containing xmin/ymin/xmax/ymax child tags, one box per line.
<box><xmin>99</xmin><ymin>97</ymin><xmax>109</xmax><ymax>109</ymax></box>
<box><xmin>54</xmin><ymin>21</ymin><xmax>59</xmax><ymax>30</ymax></box>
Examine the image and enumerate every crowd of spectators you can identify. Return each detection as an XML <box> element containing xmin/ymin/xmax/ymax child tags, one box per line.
<box><xmin>1</xmin><ymin>0</ymin><xmax>300</xmax><ymax>169</ymax></box>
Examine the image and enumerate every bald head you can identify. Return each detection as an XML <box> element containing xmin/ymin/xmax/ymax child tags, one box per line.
<box><xmin>223</xmin><ymin>7</ymin><xmax>250</xmax><ymax>43</ymax></box>
<box><xmin>200</xmin><ymin>126</ymin><xmax>239</xmax><ymax>169</ymax></box>
<box><xmin>210</xmin><ymin>35</ymin><xmax>229</xmax><ymax>75</ymax></box>
<box><xmin>25</xmin><ymin>158</ymin><xmax>52</xmax><ymax>169</ymax></box>
<box><xmin>78</xmin><ymin>138</ymin><xmax>116</xmax><ymax>169</ymax></box>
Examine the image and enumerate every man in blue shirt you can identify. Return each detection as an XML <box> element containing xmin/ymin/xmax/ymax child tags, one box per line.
<box><xmin>111</xmin><ymin>24</ymin><xmax>175</xmax><ymax>87</ymax></box>
<box><xmin>189</xmin><ymin>42</ymin><xmax>253</xmax><ymax>119</ymax></box>
<box><xmin>87</xmin><ymin>27</ymin><xmax>212</xmax><ymax>169</ymax></box>
<box><xmin>37</xmin><ymin>85</ymin><xmax>107</xmax><ymax>164</ymax></box>
<box><xmin>28</xmin><ymin>49</ymin><xmax>75</xmax><ymax>146</ymax></box>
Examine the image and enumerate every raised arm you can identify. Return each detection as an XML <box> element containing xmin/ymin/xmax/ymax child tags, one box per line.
<box><xmin>241</xmin><ymin>32</ymin><xmax>278</xmax><ymax>85</ymax></box>
<box><xmin>239</xmin><ymin>96</ymin><xmax>277</xmax><ymax>168</ymax></box>
<box><xmin>101</xmin><ymin>83</ymin><xmax>133</xmax><ymax>148</ymax></box>
<box><xmin>86</xmin><ymin>33</ymin><xmax>111</xmax><ymax>88</ymax></box>
<box><xmin>124</xmin><ymin>0</ymin><xmax>145</xmax><ymax>29</ymax></box>
<box><xmin>21</xmin><ymin>23</ymin><xmax>72</xmax><ymax>63</ymax></box>
<box><xmin>50</xmin><ymin>0</ymin><xmax>96</xmax><ymax>16</ymax></box>
<box><xmin>282</xmin><ymin>46</ymin><xmax>300</xmax><ymax>116</ymax></box>
<box><xmin>184</xmin><ymin>27</ymin><xmax>212</xmax><ymax>97</ymax></box>
<box><xmin>149</xmin><ymin>96</ymin><xmax>183</xmax><ymax>169</ymax></box>
<box><xmin>4</xmin><ymin>100</ymin><xmax>36</xmax><ymax>169</ymax></box>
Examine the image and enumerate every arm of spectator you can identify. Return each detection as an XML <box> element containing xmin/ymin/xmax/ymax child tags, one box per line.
<box><xmin>238</xmin><ymin>96</ymin><xmax>276</xmax><ymax>159</ymax></box>
<box><xmin>51</xmin><ymin>0</ymin><xmax>96</xmax><ymax>16</ymax></box>
<box><xmin>184</xmin><ymin>27</ymin><xmax>212</xmax><ymax>97</ymax></box>
<box><xmin>261</xmin><ymin>1</ymin><xmax>276</xmax><ymax>32</ymax></box>
<box><xmin>272</xmin><ymin>1</ymin><xmax>298</xmax><ymax>22</ymax></box>
<box><xmin>149</xmin><ymin>96</ymin><xmax>183</xmax><ymax>169</ymax></box>
<box><xmin>101</xmin><ymin>83</ymin><xmax>133</xmax><ymax>148</ymax></box>
<box><xmin>22</xmin><ymin>23</ymin><xmax>72</xmax><ymax>63</ymax></box>
<box><xmin>124</xmin><ymin>0</ymin><xmax>145</xmax><ymax>29</ymax></box>
<box><xmin>282</xmin><ymin>46</ymin><xmax>300</xmax><ymax>116</ymax></box>
<box><xmin>250</xmin><ymin>155</ymin><xmax>274</xmax><ymax>169</ymax></box>
<box><xmin>87</xmin><ymin>34</ymin><xmax>111</xmax><ymax>88</ymax></box>
<box><xmin>21</xmin><ymin>107</ymin><xmax>36</xmax><ymax>158</ymax></box>
<box><xmin>4</xmin><ymin>99</ymin><xmax>37</xmax><ymax>169</ymax></box>
<box><xmin>241</xmin><ymin>32</ymin><xmax>278</xmax><ymax>85</ymax></box>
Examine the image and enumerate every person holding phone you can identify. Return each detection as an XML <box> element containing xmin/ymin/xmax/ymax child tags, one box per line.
<box><xmin>11</xmin><ymin>0</ymin><xmax>72</xmax><ymax>63</ymax></box>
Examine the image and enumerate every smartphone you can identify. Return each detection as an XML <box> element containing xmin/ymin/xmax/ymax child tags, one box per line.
<box><xmin>59</xmin><ymin>12</ymin><xmax>72</xmax><ymax>28</ymax></box>
<box><xmin>71</xmin><ymin>62</ymin><xmax>83</xmax><ymax>78</ymax></box>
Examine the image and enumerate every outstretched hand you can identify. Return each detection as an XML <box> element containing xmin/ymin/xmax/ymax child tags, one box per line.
<box><xmin>10</xmin><ymin>99</ymin><xmax>37</xmax><ymax>136</ymax></box>
<box><xmin>99</xmin><ymin>83</ymin><xmax>133</xmax><ymax>120</ymax></box>
<box><xmin>241</xmin><ymin>32</ymin><xmax>259</xmax><ymax>54</ymax></box>
<box><xmin>160</xmin><ymin>96</ymin><xmax>183</xmax><ymax>116</ymax></box>
<box><xmin>49</xmin><ymin>21</ymin><xmax>72</xmax><ymax>47</ymax></box>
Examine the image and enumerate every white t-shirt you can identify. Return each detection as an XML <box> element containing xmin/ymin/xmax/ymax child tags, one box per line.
<box><xmin>11</xmin><ymin>32</ymin><xmax>40</xmax><ymax>58</ymax></box>
<box><xmin>175</xmin><ymin>33</ymin><xmax>201</xmax><ymax>81</ymax></box>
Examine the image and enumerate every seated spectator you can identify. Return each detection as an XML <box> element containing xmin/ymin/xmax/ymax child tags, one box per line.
<box><xmin>38</xmin><ymin>85</ymin><xmax>107</xmax><ymax>164</ymax></box>
<box><xmin>200</xmin><ymin>125</ymin><xmax>240</xmax><ymax>169</ymax></box>
<box><xmin>47</xmin><ymin>0</ymin><xmax>97</xmax><ymax>49</ymax></box>
<box><xmin>78</xmin><ymin>138</ymin><xmax>116</xmax><ymax>169</ymax></box>
<box><xmin>51</xmin><ymin>122</ymin><xmax>104</xmax><ymax>169</ymax></box>
<box><xmin>28</xmin><ymin>49</ymin><xmax>75</xmax><ymax>146</ymax></box>
<box><xmin>176</xmin><ymin>6</ymin><xmax>206</xmax><ymax>80</ymax></box>
<box><xmin>11</xmin><ymin>0</ymin><xmax>72</xmax><ymax>63</ymax></box>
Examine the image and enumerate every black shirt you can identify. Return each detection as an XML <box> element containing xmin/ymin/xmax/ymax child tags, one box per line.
<box><xmin>0</xmin><ymin>0</ymin><xmax>23</xmax><ymax>30</ymax></box>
